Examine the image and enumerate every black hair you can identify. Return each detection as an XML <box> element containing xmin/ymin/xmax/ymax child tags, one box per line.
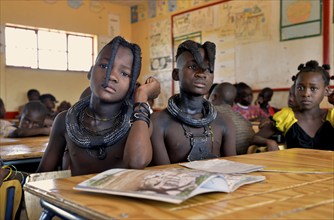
<box><xmin>259</xmin><ymin>87</ymin><xmax>273</xmax><ymax>98</ymax></box>
<box><xmin>0</xmin><ymin>98</ymin><xmax>5</xmax><ymax>119</ymax></box>
<box><xmin>101</xmin><ymin>36</ymin><xmax>142</xmax><ymax>100</ymax></box>
<box><xmin>40</xmin><ymin>94</ymin><xmax>57</xmax><ymax>103</ymax></box>
<box><xmin>22</xmin><ymin>101</ymin><xmax>47</xmax><ymax>116</ymax></box>
<box><xmin>207</xmin><ymin>83</ymin><xmax>218</xmax><ymax>99</ymax></box>
<box><xmin>27</xmin><ymin>89</ymin><xmax>40</xmax><ymax>99</ymax></box>
<box><xmin>291</xmin><ymin>60</ymin><xmax>333</xmax><ymax>86</ymax></box>
<box><xmin>175</xmin><ymin>40</ymin><xmax>216</xmax><ymax>73</ymax></box>
<box><xmin>235</xmin><ymin>82</ymin><xmax>252</xmax><ymax>96</ymax></box>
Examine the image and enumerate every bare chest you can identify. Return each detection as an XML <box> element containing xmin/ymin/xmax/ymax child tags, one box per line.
<box><xmin>164</xmin><ymin>121</ymin><xmax>222</xmax><ymax>163</ymax></box>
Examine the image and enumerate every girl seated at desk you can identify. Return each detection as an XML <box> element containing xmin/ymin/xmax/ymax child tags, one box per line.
<box><xmin>7</xmin><ymin>101</ymin><xmax>51</xmax><ymax>138</ymax></box>
<box><xmin>252</xmin><ymin>60</ymin><xmax>334</xmax><ymax>151</ymax></box>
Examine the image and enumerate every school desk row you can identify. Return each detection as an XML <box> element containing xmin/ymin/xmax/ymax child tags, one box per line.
<box><xmin>0</xmin><ymin>136</ymin><xmax>48</xmax><ymax>165</ymax></box>
<box><xmin>22</xmin><ymin>148</ymin><xmax>333</xmax><ymax>219</ymax></box>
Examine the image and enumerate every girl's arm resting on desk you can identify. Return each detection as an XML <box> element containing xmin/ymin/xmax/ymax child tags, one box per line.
<box><xmin>251</xmin><ymin>122</ymin><xmax>279</xmax><ymax>151</ymax></box>
<box><xmin>8</xmin><ymin>127</ymin><xmax>51</xmax><ymax>138</ymax></box>
<box><xmin>36</xmin><ymin>112</ymin><xmax>67</xmax><ymax>172</ymax></box>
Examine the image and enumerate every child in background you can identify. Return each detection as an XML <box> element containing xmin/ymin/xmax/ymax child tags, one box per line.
<box><xmin>17</xmin><ymin>89</ymin><xmax>40</xmax><ymax>119</ymax></box>
<box><xmin>287</xmin><ymin>84</ymin><xmax>298</xmax><ymax>109</ymax></box>
<box><xmin>0</xmin><ymin>98</ymin><xmax>16</xmax><ymax>137</ymax></box>
<box><xmin>252</xmin><ymin>60</ymin><xmax>334</xmax><ymax>151</ymax></box>
<box><xmin>7</xmin><ymin>101</ymin><xmax>51</xmax><ymax>138</ymax></box>
<box><xmin>56</xmin><ymin>101</ymin><xmax>71</xmax><ymax>114</ymax></box>
<box><xmin>205</xmin><ymin>83</ymin><xmax>218</xmax><ymax>100</ymax></box>
<box><xmin>40</xmin><ymin>93</ymin><xmax>58</xmax><ymax>127</ymax></box>
<box><xmin>150</xmin><ymin>40</ymin><xmax>236</xmax><ymax>165</ymax></box>
<box><xmin>255</xmin><ymin>87</ymin><xmax>279</xmax><ymax>116</ymax></box>
<box><xmin>36</xmin><ymin>36</ymin><xmax>160</xmax><ymax>175</ymax></box>
<box><xmin>232</xmin><ymin>82</ymin><xmax>269</xmax><ymax>121</ymax></box>
<box><xmin>209</xmin><ymin>82</ymin><xmax>254</xmax><ymax>155</ymax></box>
<box><xmin>328</xmin><ymin>91</ymin><xmax>334</xmax><ymax>105</ymax></box>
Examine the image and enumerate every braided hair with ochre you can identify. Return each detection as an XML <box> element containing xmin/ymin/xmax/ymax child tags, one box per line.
<box><xmin>101</xmin><ymin>36</ymin><xmax>141</xmax><ymax>100</ymax></box>
<box><xmin>175</xmin><ymin>40</ymin><xmax>216</xmax><ymax>73</ymax></box>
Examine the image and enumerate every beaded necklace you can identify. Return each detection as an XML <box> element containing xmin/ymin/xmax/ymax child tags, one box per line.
<box><xmin>167</xmin><ymin>94</ymin><xmax>218</xmax><ymax>161</ymax></box>
<box><xmin>84</xmin><ymin>108</ymin><xmax>122</xmax><ymax>122</ymax></box>
<box><xmin>167</xmin><ymin>94</ymin><xmax>217</xmax><ymax>127</ymax></box>
<box><xmin>66</xmin><ymin>96</ymin><xmax>132</xmax><ymax>160</ymax></box>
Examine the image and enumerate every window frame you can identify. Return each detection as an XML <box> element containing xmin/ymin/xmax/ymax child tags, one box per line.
<box><xmin>5</xmin><ymin>23</ymin><xmax>97</xmax><ymax>72</ymax></box>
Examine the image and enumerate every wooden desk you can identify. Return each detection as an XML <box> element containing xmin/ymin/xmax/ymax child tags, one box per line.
<box><xmin>0</xmin><ymin>136</ymin><xmax>48</xmax><ymax>165</ymax></box>
<box><xmin>0</xmin><ymin>136</ymin><xmax>49</xmax><ymax>146</ymax></box>
<box><xmin>24</xmin><ymin>149</ymin><xmax>334</xmax><ymax>219</ymax></box>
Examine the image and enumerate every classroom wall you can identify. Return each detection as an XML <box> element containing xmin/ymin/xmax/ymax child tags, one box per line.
<box><xmin>1</xmin><ymin>0</ymin><xmax>333</xmax><ymax>112</ymax></box>
<box><xmin>0</xmin><ymin>0</ymin><xmax>131</xmax><ymax>112</ymax></box>
<box><xmin>132</xmin><ymin>0</ymin><xmax>334</xmax><ymax>109</ymax></box>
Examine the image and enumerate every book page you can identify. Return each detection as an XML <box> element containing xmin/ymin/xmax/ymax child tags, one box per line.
<box><xmin>74</xmin><ymin>168</ymin><xmax>265</xmax><ymax>204</ymax></box>
<box><xmin>181</xmin><ymin>159</ymin><xmax>264</xmax><ymax>174</ymax></box>
<box><xmin>75</xmin><ymin>168</ymin><xmax>217</xmax><ymax>204</ymax></box>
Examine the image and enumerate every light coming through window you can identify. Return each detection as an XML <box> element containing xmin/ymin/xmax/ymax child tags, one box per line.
<box><xmin>5</xmin><ymin>24</ymin><xmax>95</xmax><ymax>71</ymax></box>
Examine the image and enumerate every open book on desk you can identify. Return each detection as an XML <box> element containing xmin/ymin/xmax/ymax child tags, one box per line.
<box><xmin>74</xmin><ymin>168</ymin><xmax>265</xmax><ymax>204</ymax></box>
<box><xmin>180</xmin><ymin>159</ymin><xmax>265</xmax><ymax>173</ymax></box>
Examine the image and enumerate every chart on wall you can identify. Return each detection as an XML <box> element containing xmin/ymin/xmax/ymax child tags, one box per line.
<box><xmin>149</xmin><ymin>19</ymin><xmax>173</xmax><ymax>109</ymax></box>
<box><xmin>172</xmin><ymin>0</ymin><xmax>271</xmax><ymax>85</ymax></box>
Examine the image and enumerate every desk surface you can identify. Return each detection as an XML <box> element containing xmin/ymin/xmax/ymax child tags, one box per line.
<box><xmin>24</xmin><ymin>149</ymin><xmax>334</xmax><ymax>219</ymax></box>
<box><xmin>0</xmin><ymin>136</ymin><xmax>49</xmax><ymax>146</ymax></box>
<box><xmin>0</xmin><ymin>136</ymin><xmax>48</xmax><ymax>161</ymax></box>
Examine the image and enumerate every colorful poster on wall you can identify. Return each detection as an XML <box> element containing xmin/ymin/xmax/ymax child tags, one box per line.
<box><xmin>280</xmin><ymin>0</ymin><xmax>322</xmax><ymax>41</ymax></box>
<box><xmin>149</xmin><ymin>19</ymin><xmax>172</xmax><ymax>109</ymax></box>
<box><xmin>137</xmin><ymin>4</ymin><xmax>146</xmax><ymax>21</ymax></box>
<box><xmin>89</xmin><ymin>0</ymin><xmax>104</xmax><ymax>13</ymax></box>
<box><xmin>172</xmin><ymin>0</ymin><xmax>271</xmax><ymax>88</ymax></box>
<box><xmin>108</xmin><ymin>13</ymin><xmax>120</xmax><ymax>37</ymax></box>
<box><xmin>168</xmin><ymin>0</ymin><xmax>177</xmax><ymax>12</ymax></box>
<box><xmin>131</xmin><ymin>5</ymin><xmax>138</xmax><ymax>23</ymax></box>
<box><xmin>157</xmin><ymin>0</ymin><xmax>168</xmax><ymax>16</ymax></box>
<box><xmin>148</xmin><ymin>0</ymin><xmax>156</xmax><ymax>18</ymax></box>
<box><xmin>67</xmin><ymin>0</ymin><xmax>83</xmax><ymax>9</ymax></box>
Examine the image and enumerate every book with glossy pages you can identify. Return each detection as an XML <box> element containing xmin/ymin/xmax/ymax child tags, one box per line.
<box><xmin>180</xmin><ymin>159</ymin><xmax>265</xmax><ymax>173</ymax></box>
<box><xmin>74</xmin><ymin>168</ymin><xmax>265</xmax><ymax>204</ymax></box>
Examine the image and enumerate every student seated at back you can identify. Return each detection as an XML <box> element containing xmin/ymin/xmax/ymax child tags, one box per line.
<box><xmin>252</xmin><ymin>60</ymin><xmax>334</xmax><ymax>151</ymax></box>
<box><xmin>36</xmin><ymin>36</ymin><xmax>160</xmax><ymax>176</ymax></box>
<box><xmin>39</xmin><ymin>93</ymin><xmax>58</xmax><ymax>126</ymax></box>
<box><xmin>0</xmin><ymin>98</ymin><xmax>16</xmax><ymax>137</ymax></box>
<box><xmin>209</xmin><ymin>82</ymin><xmax>254</xmax><ymax>155</ymax></box>
<box><xmin>232</xmin><ymin>82</ymin><xmax>269</xmax><ymax>122</ymax></box>
<box><xmin>56</xmin><ymin>101</ymin><xmax>71</xmax><ymax>114</ymax></box>
<box><xmin>328</xmin><ymin>91</ymin><xmax>334</xmax><ymax>106</ymax></box>
<box><xmin>16</xmin><ymin>88</ymin><xmax>40</xmax><ymax>119</ymax></box>
<box><xmin>150</xmin><ymin>40</ymin><xmax>236</xmax><ymax>165</ymax></box>
<box><xmin>255</xmin><ymin>87</ymin><xmax>280</xmax><ymax>116</ymax></box>
<box><xmin>7</xmin><ymin>101</ymin><xmax>51</xmax><ymax>138</ymax></box>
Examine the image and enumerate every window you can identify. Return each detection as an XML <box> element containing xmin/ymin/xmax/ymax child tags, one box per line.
<box><xmin>5</xmin><ymin>24</ymin><xmax>95</xmax><ymax>71</ymax></box>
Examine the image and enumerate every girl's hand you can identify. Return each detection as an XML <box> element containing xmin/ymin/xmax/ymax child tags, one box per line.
<box><xmin>134</xmin><ymin>77</ymin><xmax>161</xmax><ymax>102</ymax></box>
<box><xmin>266</xmin><ymin>139</ymin><xmax>279</xmax><ymax>151</ymax></box>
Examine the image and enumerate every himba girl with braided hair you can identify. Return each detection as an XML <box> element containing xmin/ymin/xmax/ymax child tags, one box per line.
<box><xmin>150</xmin><ymin>40</ymin><xmax>236</xmax><ymax>165</ymax></box>
<box><xmin>252</xmin><ymin>60</ymin><xmax>334</xmax><ymax>151</ymax></box>
<box><xmin>36</xmin><ymin>36</ymin><xmax>160</xmax><ymax>176</ymax></box>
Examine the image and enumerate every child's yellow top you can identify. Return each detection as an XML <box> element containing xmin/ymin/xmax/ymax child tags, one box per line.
<box><xmin>273</xmin><ymin>107</ymin><xmax>334</xmax><ymax>136</ymax></box>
